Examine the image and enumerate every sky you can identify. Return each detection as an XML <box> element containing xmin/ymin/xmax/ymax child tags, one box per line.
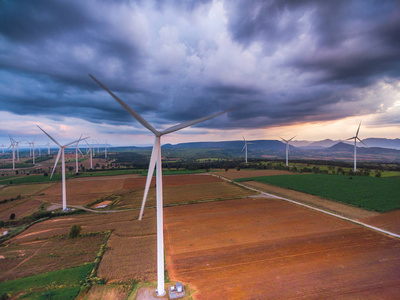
<box><xmin>0</xmin><ymin>0</ymin><xmax>399</xmax><ymax>147</ymax></box>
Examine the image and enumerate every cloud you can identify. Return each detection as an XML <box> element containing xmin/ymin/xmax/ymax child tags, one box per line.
<box><xmin>0</xmin><ymin>0</ymin><xmax>399</xmax><ymax>144</ymax></box>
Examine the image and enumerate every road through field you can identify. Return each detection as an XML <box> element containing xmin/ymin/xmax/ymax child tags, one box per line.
<box><xmin>164</xmin><ymin>197</ymin><xmax>400</xmax><ymax>299</ymax></box>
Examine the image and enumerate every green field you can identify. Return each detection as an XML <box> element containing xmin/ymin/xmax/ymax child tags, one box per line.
<box><xmin>236</xmin><ymin>174</ymin><xmax>400</xmax><ymax>212</ymax></box>
<box><xmin>0</xmin><ymin>263</ymin><xmax>93</xmax><ymax>299</ymax></box>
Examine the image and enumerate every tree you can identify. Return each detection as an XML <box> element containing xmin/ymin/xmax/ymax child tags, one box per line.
<box><xmin>68</xmin><ymin>225</ymin><xmax>82</xmax><ymax>239</ymax></box>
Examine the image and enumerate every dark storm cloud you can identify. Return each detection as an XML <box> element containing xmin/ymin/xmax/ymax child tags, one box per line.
<box><xmin>0</xmin><ymin>0</ymin><xmax>399</xmax><ymax>135</ymax></box>
<box><xmin>227</xmin><ymin>0</ymin><xmax>400</xmax><ymax>86</ymax></box>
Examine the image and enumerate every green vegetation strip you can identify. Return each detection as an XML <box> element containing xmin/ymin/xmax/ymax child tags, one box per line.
<box><xmin>0</xmin><ymin>263</ymin><xmax>94</xmax><ymax>299</ymax></box>
<box><xmin>235</xmin><ymin>174</ymin><xmax>400</xmax><ymax>212</ymax></box>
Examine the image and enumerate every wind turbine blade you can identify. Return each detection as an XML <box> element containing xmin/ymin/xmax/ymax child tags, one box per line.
<box><xmin>139</xmin><ymin>139</ymin><xmax>159</xmax><ymax>220</ymax></box>
<box><xmin>345</xmin><ymin>137</ymin><xmax>355</xmax><ymax>141</ymax></box>
<box><xmin>78</xmin><ymin>147</ymin><xmax>84</xmax><ymax>156</ymax></box>
<box><xmin>161</xmin><ymin>109</ymin><xmax>231</xmax><ymax>135</ymax></box>
<box><xmin>356</xmin><ymin>121</ymin><xmax>361</xmax><ymax>137</ymax></box>
<box><xmin>358</xmin><ymin>137</ymin><xmax>367</xmax><ymax>147</ymax></box>
<box><xmin>242</xmin><ymin>135</ymin><xmax>246</xmax><ymax>142</ymax></box>
<box><xmin>289</xmin><ymin>136</ymin><xmax>296</xmax><ymax>141</ymax></box>
<box><xmin>37</xmin><ymin>125</ymin><xmax>61</xmax><ymax>147</ymax></box>
<box><xmin>280</xmin><ymin>137</ymin><xmax>288</xmax><ymax>143</ymax></box>
<box><xmin>89</xmin><ymin>74</ymin><xmax>159</xmax><ymax>136</ymax></box>
<box><xmin>51</xmin><ymin>149</ymin><xmax>62</xmax><ymax>178</ymax></box>
<box><xmin>241</xmin><ymin>144</ymin><xmax>246</xmax><ymax>152</ymax></box>
<box><xmin>63</xmin><ymin>137</ymin><xmax>89</xmax><ymax>147</ymax></box>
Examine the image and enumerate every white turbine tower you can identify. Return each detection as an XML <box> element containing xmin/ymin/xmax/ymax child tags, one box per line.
<box><xmin>8</xmin><ymin>137</ymin><xmax>16</xmax><ymax>170</ymax></box>
<box><xmin>46</xmin><ymin>141</ymin><xmax>50</xmax><ymax>155</ymax></box>
<box><xmin>1</xmin><ymin>144</ymin><xmax>4</xmax><ymax>154</ymax></box>
<box><xmin>31</xmin><ymin>140</ymin><xmax>36</xmax><ymax>164</ymax></box>
<box><xmin>241</xmin><ymin>136</ymin><xmax>253</xmax><ymax>163</ymax></box>
<box><xmin>280</xmin><ymin>136</ymin><xmax>296</xmax><ymax>167</ymax></box>
<box><xmin>104</xmin><ymin>140</ymin><xmax>109</xmax><ymax>159</ymax></box>
<box><xmin>75</xmin><ymin>134</ymin><xmax>84</xmax><ymax>174</ymax></box>
<box><xmin>90</xmin><ymin>74</ymin><xmax>229</xmax><ymax>296</ymax></box>
<box><xmin>13</xmin><ymin>139</ymin><xmax>23</xmax><ymax>162</ymax></box>
<box><xmin>345</xmin><ymin>122</ymin><xmax>366</xmax><ymax>172</ymax></box>
<box><xmin>37</xmin><ymin>125</ymin><xmax>88</xmax><ymax>211</ymax></box>
<box><xmin>85</xmin><ymin>140</ymin><xmax>93</xmax><ymax>169</ymax></box>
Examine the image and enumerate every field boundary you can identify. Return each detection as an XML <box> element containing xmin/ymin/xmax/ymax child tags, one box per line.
<box><xmin>212</xmin><ymin>174</ymin><xmax>400</xmax><ymax>239</ymax></box>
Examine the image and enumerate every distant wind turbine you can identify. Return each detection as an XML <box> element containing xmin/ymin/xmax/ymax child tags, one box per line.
<box><xmin>75</xmin><ymin>134</ymin><xmax>84</xmax><ymax>174</ymax></box>
<box><xmin>241</xmin><ymin>136</ymin><xmax>253</xmax><ymax>163</ymax></box>
<box><xmin>345</xmin><ymin>122</ymin><xmax>366</xmax><ymax>172</ymax></box>
<box><xmin>90</xmin><ymin>73</ymin><xmax>229</xmax><ymax>297</ymax></box>
<box><xmin>46</xmin><ymin>141</ymin><xmax>50</xmax><ymax>155</ymax></box>
<box><xmin>37</xmin><ymin>125</ymin><xmax>88</xmax><ymax>211</ymax></box>
<box><xmin>13</xmin><ymin>139</ymin><xmax>23</xmax><ymax>161</ymax></box>
<box><xmin>104</xmin><ymin>140</ymin><xmax>109</xmax><ymax>159</ymax></box>
<box><xmin>8</xmin><ymin>137</ymin><xmax>16</xmax><ymax>170</ymax></box>
<box><xmin>280</xmin><ymin>136</ymin><xmax>296</xmax><ymax>167</ymax></box>
<box><xmin>85</xmin><ymin>140</ymin><xmax>93</xmax><ymax>169</ymax></box>
<box><xmin>31</xmin><ymin>140</ymin><xmax>36</xmax><ymax>164</ymax></box>
<box><xmin>1</xmin><ymin>144</ymin><xmax>4</xmax><ymax>154</ymax></box>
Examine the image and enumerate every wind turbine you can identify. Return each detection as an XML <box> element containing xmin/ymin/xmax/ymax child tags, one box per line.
<box><xmin>104</xmin><ymin>140</ymin><xmax>109</xmax><ymax>159</ymax></box>
<box><xmin>13</xmin><ymin>139</ymin><xmax>23</xmax><ymax>161</ymax></box>
<box><xmin>280</xmin><ymin>136</ymin><xmax>296</xmax><ymax>167</ymax></box>
<box><xmin>90</xmin><ymin>74</ymin><xmax>229</xmax><ymax>296</ymax></box>
<box><xmin>46</xmin><ymin>141</ymin><xmax>50</xmax><ymax>155</ymax></box>
<box><xmin>28</xmin><ymin>141</ymin><xmax>32</xmax><ymax>157</ymax></box>
<box><xmin>345</xmin><ymin>122</ymin><xmax>367</xmax><ymax>172</ymax></box>
<box><xmin>85</xmin><ymin>140</ymin><xmax>93</xmax><ymax>169</ymax></box>
<box><xmin>31</xmin><ymin>140</ymin><xmax>36</xmax><ymax>164</ymax></box>
<box><xmin>8</xmin><ymin>137</ymin><xmax>16</xmax><ymax>170</ymax></box>
<box><xmin>1</xmin><ymin>144</ymin><xmax>4</xmax><ymax>154</ymax></box>
<box><xmin>75</xmin><ymin>134</ymin><xmax>84</xmax><ymax>174</ymax></box>
<box><xmin>241</xmin><ymin>136</ymin><xmax>253</xmax><ymax>163</ymax></box>
<box><xmin>37</xmin><ymin>125</ymin><xmax>88</xmax><ymax>211</ymax></box>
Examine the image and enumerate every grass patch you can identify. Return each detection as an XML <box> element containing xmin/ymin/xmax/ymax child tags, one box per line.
<box><xmin>0</xmin><ymin>263</ymin><xmax>94</xmax><ymax>298</ymax></box>
<box><xmin>78</xmin><ymin>169</ymin><xmax>145</xmax><ymax>178</ymax></box>
<box><xmin>18</xmin><ymin>286</ymin><xmax>81</xmax><ymax>300</ymax></box>
<box><xmin>236</xmin><ymin>174</ymin><xmax>400</xmax><ymax>212</ymax></box>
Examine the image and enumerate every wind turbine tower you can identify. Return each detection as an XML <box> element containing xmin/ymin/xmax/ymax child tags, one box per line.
<box><xmin>85</xmin><ymin>140</ymin><xmax>93</xmax><ymax>169</ymax></box>
<box><xmin>75</xmin><ymin>135</ymin><xmax>84</xmax><ymax>174</ymax></box>
<box><xmin>242</xmin><ymin>136</ymin><xmax>252</xmax><ymax>163</ymax></box>
<box><xmin>1</xmin><ymin>144</ymin><xmax>4</xmax><ymax>154</ymax></box>
<box><xmin>104</xmin><ymin>140</ymin><xmax>109</xmax><ymax>159</ymax></box>
<box><xmin>8</xmin><ymin>138</ymin><xmax>16</xmax><ymax>170</ymax></box>
<box><xmin>280</xmin><ymin>136</ymin><xmax>296</xmax><ymax>167</ymax></box>
<box><xmin>345</xmin><ymin>122</ymin><xmax>366</xmax><ymax>172</ymax></box>
<box><xmin>37</xmin><ymin>125</ymin><xmax>88</xmax><ymax>211</ymax></box>
<box><xmin>90</xmin><ymin>74</ymin><xmax>229</xmax><ymax>296</ymax></box>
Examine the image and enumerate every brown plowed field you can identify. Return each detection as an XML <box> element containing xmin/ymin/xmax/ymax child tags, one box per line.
<box><xmin>122</xmin><ymin>174</ymin><xmax>221</xmax><ymax>189</ymax></box>
<box><xmin>219</xmin><ymin>169</ymin><xmax>294</xmax><ymax>180</ymax></box>
<box><xmin>36</xmin><ymin>176</ymin><xmax>126</xmax><ymax>205</ymax></box>
<box><xmin>0</xmin><ymin>199</ymin><xmax>43</xmax><ymax>221</ymax></box>
<box><xmin>360</xmin><ymin>210</ymin><xmax>400</xmax><ymax>235</ymax></box>
<box><xmin>164</xmin><ymin>198</ymin><xmax>400</xmax><ymax>299</ymax></box>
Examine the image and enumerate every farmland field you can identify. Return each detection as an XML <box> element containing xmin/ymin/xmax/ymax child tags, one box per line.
<box><xmin>0</xmin><ymin>263</ymin><xmax>93</xmax><ymax>299</ymax></box>
<box><xmin>0</xmin><ymin>234</ymin><xmax>105</xmax><ymax>281</ymax></box>
<box><xmin>8</xmin><ymin>210</ymin><xmax>157</xmax><ymax>283</ymax></box>
<box><xmin>0</xmin><ymin>198</ymin><xmax>44</xmax><ymax>221</ymax></box>
<box><xmin>0</xmin><ymin>183</ymin><xmax>54</xmax><ymax>200</ymax></box>
<box><xmin>236</xmin><ymin>174</ymin><xmax>400</xmax><ymax>212</ymax></box>
<box><xmin>164</xmin><ymin>197</ymin><xmax>400</xmax><ymax>299</ymax></box>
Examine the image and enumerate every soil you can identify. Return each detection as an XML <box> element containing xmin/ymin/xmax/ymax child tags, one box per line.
<box><xmin>164</xmin><ymin>198</ymin><xmax>400</xmax><ymax>299</ymax></box>
<box><xmin>360</xmin><ymin>210</ymin><xmax>400</xmax><ymax>235</ymax></box>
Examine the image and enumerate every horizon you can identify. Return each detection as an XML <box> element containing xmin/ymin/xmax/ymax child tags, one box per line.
<box><xmin>0</xmin><ymin>1</ymin><xmax>399</xmax><ymax>146</ymax></box>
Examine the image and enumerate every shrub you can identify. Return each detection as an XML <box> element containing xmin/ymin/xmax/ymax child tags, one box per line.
<box><xmin>9</xmin><ymin>213</ymin><xmax>15</xmax><ymax>220</ymax></box>
<box><xmin>68</xmin><ymin>225</ymin><xmax>82</xmax><ymax>239</ymax></box>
